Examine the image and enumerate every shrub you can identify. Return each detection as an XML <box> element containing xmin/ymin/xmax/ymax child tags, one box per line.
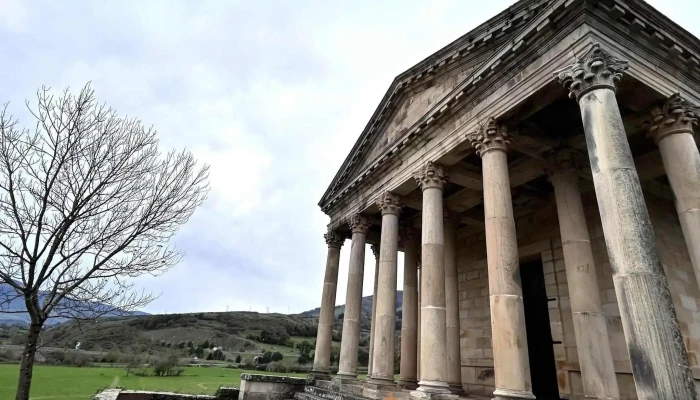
<box><xmin>0</xmin><ymin>349</ymin><xmax>20</xmax><ymax>362</ymax></box>
<box><xmin>270</xmin><ymin>351</ymin><xmax>283</xmax><ymax>362</ymax></box>
<box><xmin>152</xmin><ymin>355</ymin><xmax>184</xmax><ymax>377</ymax></box>
<box><xmin>235</xmin><ymin>355</ymin><xmax>242</xmax><ymax>363</ymax></box>
<box><xmin>266</xmin><ymin>362</ymin><xmax>287</xmax><ymax>373</ymax></box>
<box><xmin>254</xmin><ymin>364</ymin><xmax>267</xmax><ymax>371</ymax></box>
<box><xmin>297</xmin><ymin>353</ymin><xmax>311</xmax><ymax>364</ymax></box>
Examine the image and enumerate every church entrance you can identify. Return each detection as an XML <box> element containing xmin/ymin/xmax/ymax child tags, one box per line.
<box><xmin>520</xmin><ymin>259</ymin><xmax>560</xmax><ymax>399</ymax></box>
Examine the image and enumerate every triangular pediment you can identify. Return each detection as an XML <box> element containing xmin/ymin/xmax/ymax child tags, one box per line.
<box><xmin>320</xmin><ymin>0</ymin><xmax>553</xmax><ymax>207</ymax></box>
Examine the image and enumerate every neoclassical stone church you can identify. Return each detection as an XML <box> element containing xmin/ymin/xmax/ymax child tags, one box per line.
<box><xmin>308</xmin><ymin>0</ymin><xmax>700</xmax><ymax>399</ymax></box>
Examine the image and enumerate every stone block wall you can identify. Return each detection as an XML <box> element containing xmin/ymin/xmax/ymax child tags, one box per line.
<box><xmin>455</xmin><ymin>187</ymin><xmax>700</xmax><ymax>399</ymax></box>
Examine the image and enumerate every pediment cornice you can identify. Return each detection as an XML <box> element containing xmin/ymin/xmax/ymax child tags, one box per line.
<box><xmin>319</xmin><ymin>0</ymin><xmax>700</xmax><ymax>217</ymax></box>
<box><xmin>318</xmin><ymin>0</ymin><xmax>553</xmax><ymax>209</ymax></box>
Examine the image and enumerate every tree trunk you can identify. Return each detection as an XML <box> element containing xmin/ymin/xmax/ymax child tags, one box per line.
<box><xmin>14</xmin><ymin>322</ymin><xmax>43</xmax><ymax>400</ymax></box>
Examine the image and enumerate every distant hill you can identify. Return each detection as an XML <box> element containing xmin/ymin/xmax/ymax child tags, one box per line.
<box><xmin>0</xmin><ymin>282</ymin><xmax>148</xmax><ymax>326</ymax></box>
<box><xmin>36</xmin><ymin>311</ymin><xmax>320</xmax><ymax>354</ymax></box>
<box><xmin>301</xmin><ymin>291</ymin><xmax>403</xmax><ymax>318</ymax></box>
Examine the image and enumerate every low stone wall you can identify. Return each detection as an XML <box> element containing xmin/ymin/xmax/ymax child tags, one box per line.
<box><xmin>238</xmin><ymin>374</ymin><xmax>312</xmax><ymax>400</ymax></box>
<box><xmin>93</xmin><ymin>387</ymin><xmax>240</xmax><ymax>400</ymax></box>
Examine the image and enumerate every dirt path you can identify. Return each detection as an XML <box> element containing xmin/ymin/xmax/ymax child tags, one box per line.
<box><xmin>111</xmin><ymin>375</ymin><xmax>120</xmax><ymax>387</ymax></box>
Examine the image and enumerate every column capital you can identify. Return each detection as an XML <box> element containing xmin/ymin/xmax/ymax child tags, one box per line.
<box><xmin>376</xmin><ymin>191</ymin><xmax>402</xmax><ymax>216</ymax></box>
<box><xmin>544</xmin><ymin>149</ymin><xmax>585</xmax><ymax>181</ymax></box>
<box><xmin>644</xmin><ymin>93</ymin><xmax>699</xmax><ymax>144</ymax></box>
<box><xmin>554</xmin><ymin>44</ymin><xmax>628</xmax><ymax>101</ymax></box>
<box><xmin>466</xmin><ymin>117</ymin><xmax>510</xmax><ymax>156</ymax></box>
<box><xmin>347</xmin><ymin>214</ymin><xmax>371</xmax><ymax>234</ymax></box>
<box><xmin>324</xmin><ymin>229</ymin><xmax>345</xmax><ymax>248</ymax></box>
<box><xmin>413</xmin><ymin>161</ymin><xmax>447</xmax><ymax>191</ymax></box>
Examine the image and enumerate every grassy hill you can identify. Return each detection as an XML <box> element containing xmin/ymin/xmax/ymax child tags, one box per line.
<box><xmin>1</xmin><ymin>292</ymin><xmax>404</xmax><ymax>370</ymax></box>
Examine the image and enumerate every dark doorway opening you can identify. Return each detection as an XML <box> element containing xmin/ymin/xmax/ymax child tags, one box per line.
<box><xmin>520</xmin><ymin>259</ymin><xmax>560</xmax><ymax>400</ymax></box>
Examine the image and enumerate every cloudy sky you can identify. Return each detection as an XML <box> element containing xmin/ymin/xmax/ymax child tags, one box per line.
<box><xmin>0</xmin><ymin>0</ymin><xmax>694</xmax><ymax>314</ymax></box>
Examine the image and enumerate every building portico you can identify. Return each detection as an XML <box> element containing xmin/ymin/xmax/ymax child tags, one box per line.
<box><xmin>309</xmin><ymin>1</ymin><xmax>700</xmax><ymax>399</ymax></box>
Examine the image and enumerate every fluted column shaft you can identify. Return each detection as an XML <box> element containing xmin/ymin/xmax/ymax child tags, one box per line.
<box><xmin>337</xmin><ymin>216</ymin><xmax>370</xmax><ymax>380</ymax></box>
<box><xmin>647</xmin><ymin>94</ymin><xmax>700</xmax><ymax>292</ymax></box>
<box><xmin>368</xmin><ymin>245</ymin><xmax>379</xmax><ymax>377</ymax></box>
<box><xmin>557</xmin><ymin>44</ymin><xmax>697</xmax><ymax>399</ymax></box>
<box><xmin>444</xmin><ymin>215</ymin><xmax>463</xmax><ymax>393</ymax></box>
<box><xmin>549</xmin><ymin>156</ymin><xmax>619</xmax><ymax>400</ymax></box>
<box><xmin>413</xmin><ymin>162</ymin><xmax>450</xmax><ymax>393</ymax></box>
<box><xmin>399</xmin><ymin>234</ymin><xmax>419</xmax><ymax>389</ymax></box>
<box><xmin>468</xmin><ymin>119</ymin><xmax>533</xmax><ymax>400</ymax></box>
<box><xmin>312</xmin><ymin>230</ymin><xmax>345</xmax><ymax>378</ymax></box>
<box><xmin>368</xmin><ymin>192</ymin><xmax>402</xmax><ymax>385</ymax></box>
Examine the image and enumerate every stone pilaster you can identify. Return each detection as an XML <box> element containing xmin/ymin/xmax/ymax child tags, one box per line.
<box><xmin>412</xmin><ymin>161</ymin><xmax>451</xmax><ymax>394</ymax></box>
<box><xmin>467</xmin><ymin>118</ymin><xmax>534</xmax><ymax>400</ymax></box>
<box><xmin>645</xmin><ymin>94</ymin><xmax>700</xmax><ymax>292</ymax></box>
<box><xmin>399</xmin><ymin>228</ymin><xmax>419</xmax><ymax>389</ymax></box>
<box><xmin>443</xmin><ymin>211</ymin><xmax>463</xmax><ymax>394</ymax></box>
<box><xmin>311</xmin><ymin>229</ymin><xmax>345</xmax><ymax>379</ymax></box>
<box><xmin>546</xmin><ymin>150</ymin><xmax>620</xmax><ymax>400</ymax></box>
<box><xmin>337</xmin><ymin>215</ymin><xmax>370</xmax><ymax>382</ymax></box>
<box><xmin>556</xmin><ymin>43</ymin><xmax>697</xmax><ymax>400</ymax></box>
<box><xmin>368</xmin><ymin>244</ymin><xmax>380</xmax><ymax>377</ymax></box>
<box><xmin>366</xmin><ymin>192</ymin><xmax>402</xmax><ymax>387</ymax></box>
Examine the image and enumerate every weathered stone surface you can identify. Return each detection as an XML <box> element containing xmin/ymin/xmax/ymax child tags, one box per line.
<box><xmin>312</xmin><ymin>229</ymin><xmax>345</xmax><ymax>377</ymax></box>
<box><xmin>548</xmin><ymin>152</ymin><xmax>620</xmax><ymax>399</ymax></box>
<box><xmin>415</xmin><ymin>161</ymin><xmax>450</xmax><ymax>393</ymax></box>
<box><xmin>399</xmin><ymin>232</ymin><xmax>419</xmax><ymax>389</ymax></box>
<box><xmin>367</xmin><ymin>192</ymin><xmax>401</xmax><ymax>385</ymax></box>
<box><xmin>337</xmin><ymin>215</ymin><xmax>369</xmax><ymax>380</ymax></box>
<box><xmin>240</xmin><ymin>374</ymin><xmax>310</xmax><ymax>400</ymax></box>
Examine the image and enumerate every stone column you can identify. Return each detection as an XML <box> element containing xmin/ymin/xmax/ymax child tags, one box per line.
<box><xmin>646</xmin><ymin>94</ymin><xmax>700</xmax><ymax>292</ymax></box>
<box><xmin>412</xmin><ymin>161</ymin><xmax>451</xmax><ymax>394</ymax></box>
<box><xmin>467</xmin><ymin>119</ymin><xmax>534</xmax><ymax>400</ymax></box>
<box><xmin>312</xmin><ymin>229</ymin><xmax>345</xmax><ymax>379</ymax></box>
<box><xmin>337</xmin><ymin>215</ymin><xmax>371</xmax><ymax>382</ymax></box>
<box><xmin>399</xmin><ymin>229</ymin><xmax>419</xmax><ymax>389</ymax></box>
<box><xmin>368</xmin><ymin>244</ymin><xmax>380</xmax><ymax>377</ymax></box>
<box><xmin>417</xmin><ymin>263</ymin><xmax>422</xmax><ymax>379</ymax></box>
<box><xmin>556</xmin><ymin>44</ymin><xmax>697</xmax><ymax>400</ymax></box>
<box><xmin>367</xmin><ymin>192</ymin><xmax>402</xmax><ymax>387</ymax></box>
<box><xmin>443</xmin><ymin>212</ymin><xmax>463</xmax><ymax>393</ymax></box>
<box><xmin>547</xmin><ymin>150</ymin><xmax>619</xmax><ymax>400</ymax></box>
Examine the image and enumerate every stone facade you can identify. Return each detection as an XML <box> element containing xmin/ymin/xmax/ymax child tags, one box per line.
<box><xmin>457</xmin><ymin>186</ymin><xmax>700</xmax><ymax>398</ymax></box>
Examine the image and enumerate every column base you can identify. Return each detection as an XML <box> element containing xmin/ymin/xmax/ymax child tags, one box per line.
<box><xmin>363</xmin><ymin>378</ymin><xmax>402</xmax><ymax>400</ymax></box>
<box><xmin>364</xmin><ymin>375</ymin><xmax>397</xmax><ymax>390</ymax></box>
<box><xmin>398</xmin><ymin>378</ymin><xmax>418</xmax><ymax>390</ymax></box>
<box><xmin>447</xmin><ymin>383</ymin><xmax>464</xmax><ymax>394</ymax></box>
<box><xmin>333</xmin><ymin>373</ymin><xmax>359</xmax><ymax>385</ymax></box>
<box><xmin>415</xmin><ymin>380</ymin><xmax>451</xmax><ymax>394</ymax></box>
<box><xmin>492</xmin><ymin>388</ymin><xmax>535</xmax><ymax>400</ymax></box>
<box><xmin>309</xmin><ymin>370</ymin><xmax>331</xmax><ymax>381</ymax></box>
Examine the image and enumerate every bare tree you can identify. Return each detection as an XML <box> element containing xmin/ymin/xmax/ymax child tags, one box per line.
<box><xmin>0</xmin><ymin>84</ymin><xmax>210</xmax><ymax>400</ymax></box>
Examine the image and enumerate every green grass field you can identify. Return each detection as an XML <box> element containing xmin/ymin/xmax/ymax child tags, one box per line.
<box><xmin>0</xmin><ymin>364</ymin><xmax>307</xmax><ymax>400</ymax></box>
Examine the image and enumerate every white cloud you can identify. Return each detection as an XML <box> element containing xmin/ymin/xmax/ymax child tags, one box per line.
<box><xmin>2</xmin><ymin>0</ymin><xmax>698</xmax><ymax>315</ymax></box>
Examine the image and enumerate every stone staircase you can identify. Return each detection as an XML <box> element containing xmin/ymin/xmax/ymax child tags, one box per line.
<box><xmin>295</xmin><ymin>380</ymin><xmax>376</xmax><ymax>400</ymax></box>
<box><xmin>295</xmin><ymin>380</ymin><xmax>489</xmax><ymax>400</ymax></box>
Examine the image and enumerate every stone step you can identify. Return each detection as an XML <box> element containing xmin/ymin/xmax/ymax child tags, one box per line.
<box><xmin>314</xmin><ymin>380</ymin><xmax>338</xmax><ymax>391</ymax></box>
<box><xmin>304</xmin><ymin>384</ymin><xmax>367</xmax><ymax>400</ymax></box>
<box><xmin>295</xmin><ymin>392</ymin><xmax>324</xmax><ymax>400</ymax></box>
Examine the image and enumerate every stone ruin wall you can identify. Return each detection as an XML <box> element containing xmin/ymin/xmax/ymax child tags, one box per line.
<box><xmin>456</xmin><ymin>181</ymin><xmax>700</xmax><ymax>399</ymax></box>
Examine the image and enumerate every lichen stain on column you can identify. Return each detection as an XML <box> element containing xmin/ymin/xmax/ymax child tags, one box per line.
<box><xmin>556</xmin><ymin>43</ymin><xmax>698</xmax><ymax>399</ymax></box>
